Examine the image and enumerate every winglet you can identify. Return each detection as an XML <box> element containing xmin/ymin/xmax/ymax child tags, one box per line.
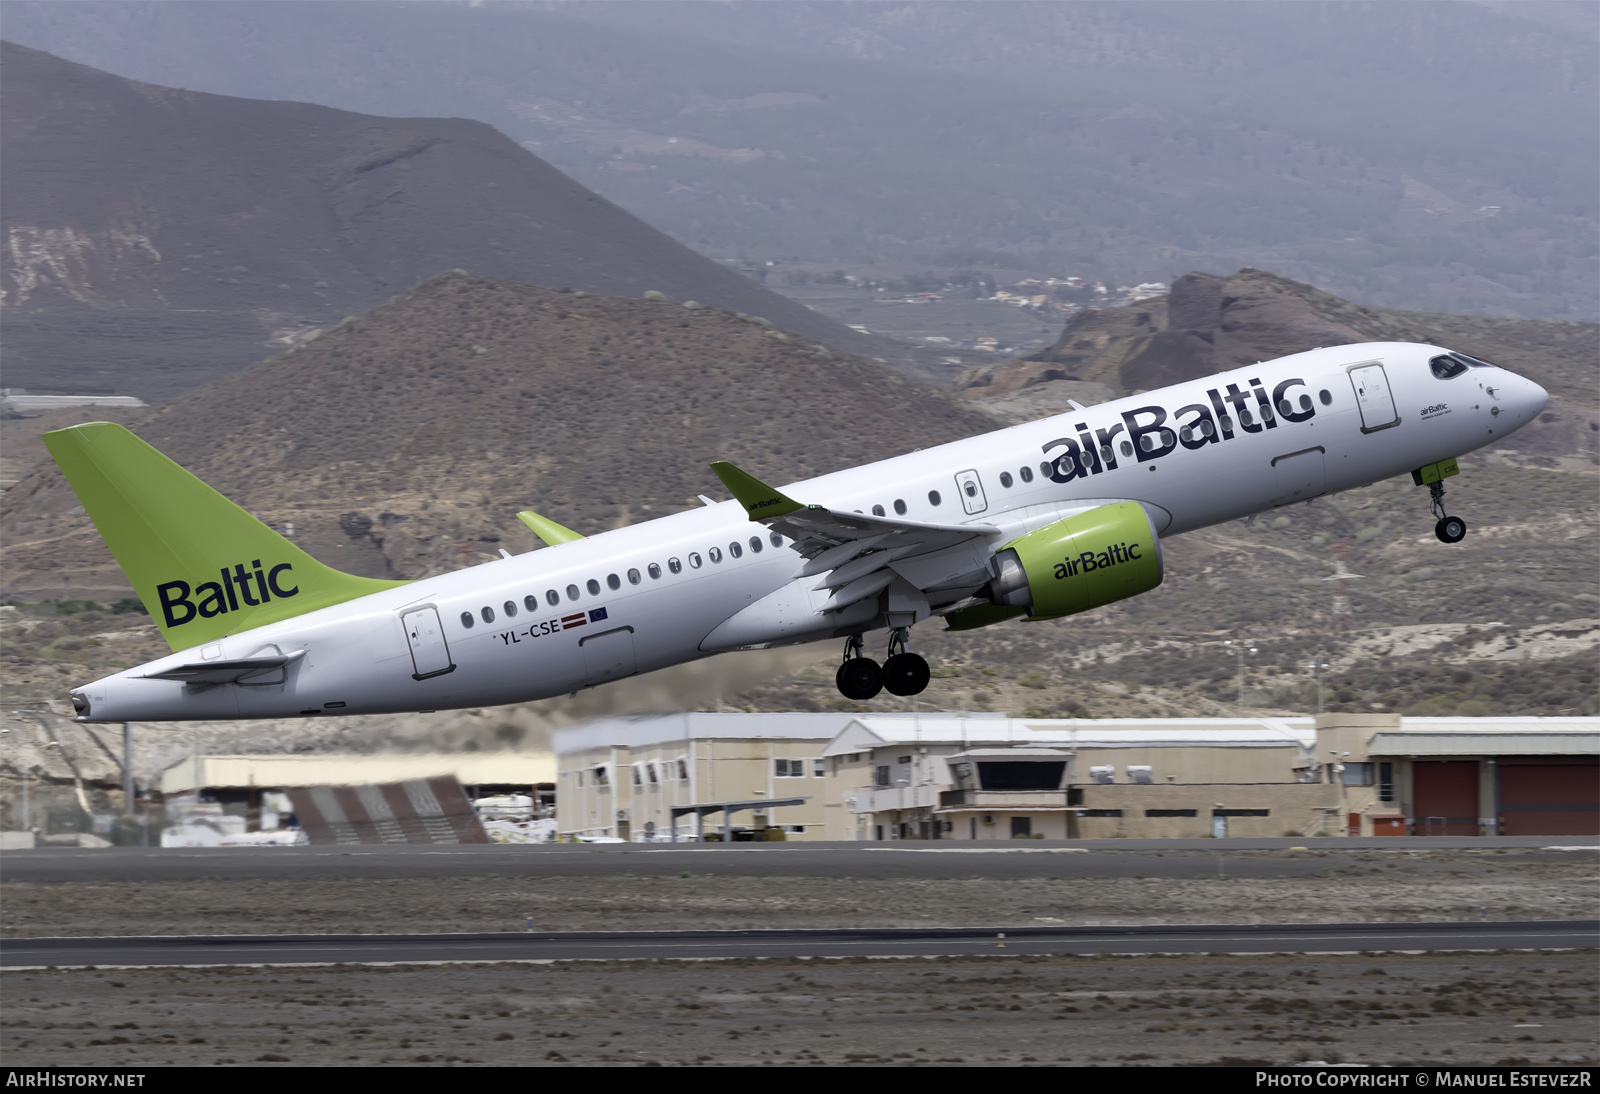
<box><xmin>709</xmin><ymin>461</ymin><xmax>802</xmax><ymax>519</ymax></box>
<box><xmin>516</xmin><ymin>510</ymin><xmax>584</xmax><ymax>546</ymax></box>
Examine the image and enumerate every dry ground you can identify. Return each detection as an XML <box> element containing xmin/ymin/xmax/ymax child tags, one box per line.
<box><xmin>2</xmin><ymin>951</ymin><xmax>1594</xmax><ymax>1067</ymax></box>
<box><xmin>2</xmin><ymin>851</ymin><xmax>1595</xmax><ymax>937</ymax></box>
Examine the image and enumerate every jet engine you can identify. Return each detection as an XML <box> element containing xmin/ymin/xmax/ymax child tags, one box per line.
<box><xmin>983</xmin><ymin>501</ymin><xmax>1163</xmax><ymax>620</ymax></box>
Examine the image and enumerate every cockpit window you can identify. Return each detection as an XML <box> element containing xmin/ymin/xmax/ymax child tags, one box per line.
<box><xmin>1430</xmin><ymin>354</ymin><xmax>1468</xmax><ymax>380</ymax></box>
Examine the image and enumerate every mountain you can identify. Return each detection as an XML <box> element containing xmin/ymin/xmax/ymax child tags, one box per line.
<box><xmin>0</xmin><ymin>42</ymin><xmax>896</xmax><ymax>404</ymax></box>
<box><xmin>3</xmin><ymin>2</ymin><xmax>1594</xmax><ymax>322</ymax></box>
<box><xmin>0</xmin><ymin>272</ymin><xmax>998</xmax><ymax>601</ymax></box>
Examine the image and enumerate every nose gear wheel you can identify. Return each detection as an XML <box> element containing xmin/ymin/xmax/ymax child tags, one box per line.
<box><xmin>1428</xmin><ymin>481</ymin><xmax>1467</xmax><ymax>543</ymax></box>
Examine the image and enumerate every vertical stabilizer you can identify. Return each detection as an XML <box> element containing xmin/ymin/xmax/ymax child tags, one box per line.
<box><xmin>43</xmin><ymin>422</ymin><xmax>406</xmax><ymax>651</ymax></box>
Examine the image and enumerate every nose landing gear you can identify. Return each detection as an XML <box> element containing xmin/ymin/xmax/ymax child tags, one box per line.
<box><xmin>1429</xmin><ymin>481</ymin><xmax>1467</xmax><ymax>544</ymax></box>
<box><xmin>835</xmin><ymin>630</ymin><xmax>931</xmax><ymax>700</ymax></box>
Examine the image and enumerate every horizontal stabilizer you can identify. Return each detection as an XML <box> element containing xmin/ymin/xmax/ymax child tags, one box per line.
<box><xmin>142</xmin><ymin>651</ymin><xmax>304</xmax><ymax>685</ymax></box>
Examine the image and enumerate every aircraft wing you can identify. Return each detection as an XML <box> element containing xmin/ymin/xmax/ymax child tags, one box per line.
<box><xmin>710</xmin><ymin>461</ymin><xmax>1000</xmax><ymax>614</ymax></box>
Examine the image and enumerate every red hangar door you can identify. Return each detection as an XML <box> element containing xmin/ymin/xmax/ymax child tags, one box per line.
<box><xmin>1412</xmin><ymin>761</ymin><xmax>1480</xmax><ymax>836</ymax></box>
<box><xmin>1498</xmin><ymin>758</ymin><xmax>1600</xmax><ymax>836</ymax></box>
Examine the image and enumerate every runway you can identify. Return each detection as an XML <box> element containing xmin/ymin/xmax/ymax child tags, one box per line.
<box><xmin>3</xmin><ymin>919</ymin><xmax>1594</xmax><ymax>969</ymax></box>
<box><xmin>4</xmin><ymin>836</ymin><xmax>1591</xmax><ymax>884</ymax></box>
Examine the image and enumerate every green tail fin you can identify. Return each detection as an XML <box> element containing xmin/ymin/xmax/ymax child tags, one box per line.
<box><xmin>42</xmin><ymin>422</ymin><xmax>407</xmax><ymax>652</ymax></box>
<box><xmin>516</xmin><ymin>509</ymin><xmax>584</xmax><ymax>546</ymax></box>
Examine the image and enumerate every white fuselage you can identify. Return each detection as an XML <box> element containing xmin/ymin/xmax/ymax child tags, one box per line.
<box><xmin>76</xmin><ymin>342</ymin><xmax>1547</xmax><ymax>722</ymax></box>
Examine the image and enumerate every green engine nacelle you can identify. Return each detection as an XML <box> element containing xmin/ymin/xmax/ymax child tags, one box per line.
<box><xmin>987</xmin><ymin>501</ymin><xmax>1163</xmax><ymax>620</ymax></box>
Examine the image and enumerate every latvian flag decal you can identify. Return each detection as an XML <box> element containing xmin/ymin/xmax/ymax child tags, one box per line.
<box><xmin>561</xmin><ymin>613</ymin><xmax>587</xmax><ymax>630</ymax></box>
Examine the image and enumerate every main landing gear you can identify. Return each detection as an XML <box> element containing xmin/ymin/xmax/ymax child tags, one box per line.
<box><xmin>836</xmin><ymin>630</ymin><xmax>930</xmax><ymax>700</ymax></box>
<box><xmin>1429</xmin><ymin>480</ymin><xmax>1467</xmax><ymax>544</ymax></box>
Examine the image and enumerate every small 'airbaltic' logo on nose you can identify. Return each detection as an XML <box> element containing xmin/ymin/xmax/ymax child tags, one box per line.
<box><xmin>156</xmin><ymin>561</ymin><xmax>297</xmax><ymax>628</ymax></box>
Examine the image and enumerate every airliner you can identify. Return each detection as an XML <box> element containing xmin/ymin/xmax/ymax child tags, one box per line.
<box><xmin>51</xmin><ymin>341</ymin><xmax>1545</xmax><ymax>723</ymax></box>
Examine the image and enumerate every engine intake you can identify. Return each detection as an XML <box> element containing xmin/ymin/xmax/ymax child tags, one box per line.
<box><xmin>986</xmin><ymin>501</ymin><xmax>1163</xmax><ymax>620</ymax></box>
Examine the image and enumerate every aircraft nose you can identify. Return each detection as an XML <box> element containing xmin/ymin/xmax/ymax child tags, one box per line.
<box><xmin>1512</xmin><ymin>373</ymin><xmax>1549</xmax><ymax>423</ymax></box>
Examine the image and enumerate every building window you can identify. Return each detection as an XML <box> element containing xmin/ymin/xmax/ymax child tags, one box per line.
<box><xmin>1378</xmin><ymin>762</ymin><xmax>1394</xmax><ymax>803</ymax></box>
<box><xmin>676</xmin><ymin>758</ymin><xmax>689</xmax><ymax>781</ymax></box>
<box><xmin>574</xmin><ymin>770</ymin><xmax>584</xmax><ymax>788</ymax></box>
<box><xmin>875</xmin><ymin>765</ymin><xmax>891</xmax><ymax>788</ymax></box>
<box><xmin>775</xmin><ymin>758</ymin><xmax>805</xmax><ymax>778</ymax></box>
<box><xmin>592</xmin><ymin>766</ymin><xmax>610</xmax><ymax>787</ymax></box>
<box><xmin>631</xmin><ymin>764</ymin><xmax>643</xmax><ymax>787</ymax></box>
<box><xmin>1341</xmin><ymin>762</ymin><xmax>1375</xmax><ymax>786</ymax></box>
<box><xmin>812</xmin><ymin>758</ymin><xmax>826</xmax><ymax>777</ymax></box>
<box><xmin>1144</xmin><ymin>809</ymin><xmax>1197</xmax><ymax>817</ymax></box>
<box><xmin>1081</xmin><ymin>809</ymin><xmax>1123</xmax><ymax>817</ymax></box>
<box><xmin>1212</xmin><ymin>809</ymin><xmax>1270</xmax><ymax>817</ymax></box>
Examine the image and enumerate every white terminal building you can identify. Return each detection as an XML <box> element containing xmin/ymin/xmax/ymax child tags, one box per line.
<box><xmin>553</xmin><ymin>713</ymin><xmax>1598</xmax><ymax>841</ymax></box>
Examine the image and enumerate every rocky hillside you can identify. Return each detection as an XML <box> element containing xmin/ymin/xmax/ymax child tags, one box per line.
<box><xmin>0</xmin><ymin>273</ymin><xmax>998</xmax><ymax>600</ymax></box>
<box><xmin>0</xmin><ymin>42</ymin><xmax>899</xmax><ymax>403</ymax></box>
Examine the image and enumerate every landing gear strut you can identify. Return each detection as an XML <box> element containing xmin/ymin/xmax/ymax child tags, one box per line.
<box><xmin>836</xmin><ymin>634</ymin><xmax>882</xmax><ymax>701</ymax></box>
<box><xmin>1429</xmin><ymin>481</ymin><xmax>1467</xmax><ymax>544</ymax></box>
<box><xmin>882</xmin><ymin>627</ymin><xmax>931</xmax><ymax>697</ymax></box>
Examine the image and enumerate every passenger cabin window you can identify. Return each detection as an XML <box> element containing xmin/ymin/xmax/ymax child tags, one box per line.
<box><xmin>871</xmin><ymin>504</ymin><xmax>885</xmax><ymax>516</ymax></box>
<box><xmin>893</xmin><ymin>499</ymin><xmax>907</xmax><ymax>515</ymax></box>
<box><xmin>769</xmin><ymin>532</ymin><xmax>783</xmax><ymax>548</ymax></box>
<box><xmin>729</xmin><ymin>541</ymin><xmax>742</xmax><ymax>558</ymax></box>
<box><xmin>999</xmin><ymin>471</ymin><xmax>1013</xmax><ymax>488</ymax></box>
<box><xmin>480</xmin><ymin>606</ymin><xmax>495</xmax><ymax>624</ymax></box>
<box><xmin>1319</xmin><ymin>390</ymin><xmax>1332</xmax><ymax>405</ymax></box>
<box><xmin>606</xmin><ymin>573</ymin><xmax>621</xmax><ymax>590</ymax></box>
<box><xmin>1019</xmin><ymin>465</ymin><xmax>1033</xmax><ymax>483</ymax></box>
<box><xmin>627</xmin><ymin>568</ymin><xmax>641</xmax><ymax>585</ymax></box>
<box><xmin>524</xmin><ymin>595</ymin><xmax>539</xmax><ymax>612</ymax></box>
<box><xmin>503</xmin><ymin>600</ymin><xmax>517</xmax><ymax>617</ymax></box>
<box><xmin>649</xmin><ymin>563</ymin><xmax>663</xmax><ymax>579</ymax></box>
<box><xmin>1238</xmin><ymin>408</ymin><xmax>1255</xmax><ymax>427</ymax></box>
<box><xmin>748</xmin><ymin>536</ymin><xmax>763</xmax><ymax>554</ymax></box>
<box><xmin>546</xmin><ymin>589</ymin><xmax>560</xmax><ymax>606</ymax></box>
<box><xmin>587</xmin><ymin>578</ymin><xmax>601</xmax><ymax>596</ymax></box>
<box><xmin>688</xmin><ymin>553</ymin><xmax>702</xmax><ymax>569</ymax></box>
<box><xmin>1430</xmin><ymin>354</ymin><xmax>1469</xmax><ymax>380</ymax></box>
<box><xmin>928</xmin><ymin>490</ymin><xmax>941</xmax><ymax>506</ymax></box>
<box><xmin>460</xmin><ymin>611</ymin><xmax>474</xmax><ymax>629</ymax></box>
<box><xmin>708</xmin><ymin>547</ymin><xmax>722</xmax><ymax>564</ymax></box>
<box><xmin>669</xmin><ymin>558</ymin><xmax>682</xmax><ymax>574</ymax></box>
<box><xmin>566</xmin><ymin>584</ymin><xmax>580</xmax><ymax>601</ymax></box>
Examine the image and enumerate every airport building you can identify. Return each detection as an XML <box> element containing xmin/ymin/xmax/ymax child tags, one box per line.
<box><xmin>159</xmin><ymin>752</ymin><xmax>555</xmax><ymax>798</ymax></box>
<box><xmin>551</xmin><ymin>713</ymin><xmax>867</xmax><ymax>840</ymax></box>
<box><xmin>822</xmin><ymin>713</ymin><xmax>1597</xmax><ymax>840</ymax></box>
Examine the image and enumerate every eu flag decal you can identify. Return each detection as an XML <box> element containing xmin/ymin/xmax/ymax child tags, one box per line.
<box><xmin>589</xmin><ymin>606</ymin><xmax>608</xmax><ymax>623</ymax></box>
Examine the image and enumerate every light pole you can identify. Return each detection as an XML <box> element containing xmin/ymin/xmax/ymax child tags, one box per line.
<box><xmin>1308</xmin><ymin>659</ymin><xmax>1331</xmax><ymax>715</ymax></box>
<box><xmin>1223</xmin><ymin>640</ymin><xmax>1256</xmax><ymax>715</ymax></box>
